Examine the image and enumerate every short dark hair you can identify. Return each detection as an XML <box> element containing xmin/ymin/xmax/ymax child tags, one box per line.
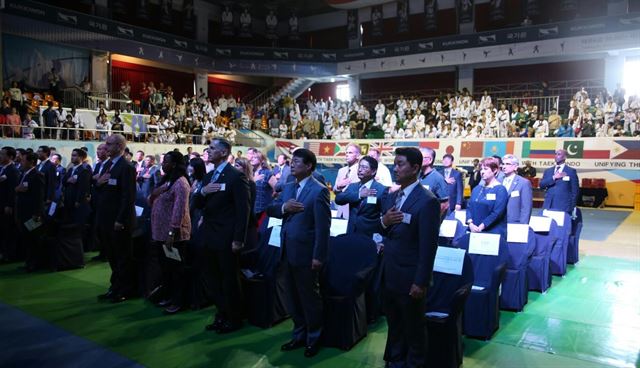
<box><xmin>73</xmin><ymin>148</ymin><xmax>87</xmax><ymax>159</ymax></box>
<box><xmin>52</xmin><ymin>153</ymin><xmax>62</xmax><ymax>161</ymax></box>
<box><xmin>24</xmin><ymin>152</ymin><xmax>38</xmax><ymax>165</ymax></box>
<box><xmin>189</xmin><ymin>157</ymin><xmax>206</xmax><ymax>181</ymax></box>
<box><xmin>38</xmin><ymin>145</ymin><xmax>51</xmax><ymax>156</ymax></box>
<box><xmin>16</xmin><ymin>148</ymin><xmax>26</xmax><ymax>156</ymax></box>
<box><xmin>395</xmin><ymin>147</ymin><xmax>423</xmax><ymax>169</ymax></box>
<box><xmin>359</xmin><ymin>156</ymin><xmax>378</xmax><ymax>172</ymax></box>
<box><xmin>491</xmin><ymin>155</ymin><xmax>502</xmax><ymax>164</ymax></box>
<box><xmin>443</xmin><ymin>153</ymin><xmax>454</xmax><ymax>161</ymax></box>
<box><xmin>212</xmin><ymin>138</ymin><xmax>232</xmax><ymax>157</ymax></box>
<box><xmin>292</xmin><ymin>148</ymin><xmax>317</xmax><ymax>172</ymax></box>
<box><xmin>2</xmin><ymin>146</ymin><xmax>16</xmax><ymax>159</ymax></box>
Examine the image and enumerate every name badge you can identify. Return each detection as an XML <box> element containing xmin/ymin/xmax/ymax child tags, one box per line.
<box><xmin>73</xmin><ymin>175</ymin><xmax>78</xmax><ymax>180</ymax></box>
<box><xmin>366</xmin><ymin>196</ymin><xmax>377</xmax><ymax>204</ymax></box>
<box><xmin>562</xmin><ymin>176</ymin><xmax>570</xmax><ymax>181</ymax></box>
<box><xmin>423</xmin><ymin>184</ymin><xmax>430</xmax><ymax>190</ymax></box>
<box><xmin>22</xmin><ymin>182</ymin><xmax>29</xmax><ymax>188</ymax></box>
<box><xmin>402</xmin><ymin>212</ymin><xmax>412</xmax><ymax>224</ymax></box>
<box><xmin>219</xmin><ymin>183</ymin><xmax>226</xmax><ymax>191</ymax></box>
<box><xmin>486</xmin><ymin>193</ymin><xmax>496</xmax><ymax>201</ymax></box>
<box><xmin>511</xmin><ymin>190</ymin><xmax>520</xmax><ymax>198</ymax></box>
<box><xmin>108</xmin><ymin>178</ymin><xmax>117</xmax><ymax>186</ymax></box>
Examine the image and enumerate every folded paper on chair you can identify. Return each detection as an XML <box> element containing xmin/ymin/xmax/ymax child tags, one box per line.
<box><xmin>529</xmin><ymin>216</ymin><xmax>552</xmax><ymax>232</ymax></box>
<box><xmin>267</xmin><ymin>217</ymin><xmax>282</xmax><ymax>228</ymax></box>
<box><xmin>439</xmin><ymin>219</ymin><xmax>457</xmax><ymax>238</ymax></box>
<box><xmin>163</xmin><ymin>244</ymin><xmax>182</xmax><ymax>261</ymax></box>
<box><xmin>507</xmin><ymin>223</ymin><xmax>530</xmax><ymax>243</ymax></box>
<box><xmin>135</xmin><ymin>205</ymin><xmax>144</xmax><ymax>217</ymax></box>
<box><xmin>468</xmin><ymin>232</ymin><xmax>500</xmax><ymax>256</ymax></box>
<box><xmin>434</xmin><ymin>246</ymin><xmax>465</xmax><ymax>275</ymax></box>
<box><xmin>24</xmin><ymin>218</ymin><xmax>42</xmax><ymax>232</ymax></box>
<box><xmin>454</xmin><ymin>210</ymin><xmax>467</xmax><ymax>224</ymax></box>
<box><xmin>542</xmin><ymin>209</ymin><xmax>565</xmax><ymax>227</ymax></box>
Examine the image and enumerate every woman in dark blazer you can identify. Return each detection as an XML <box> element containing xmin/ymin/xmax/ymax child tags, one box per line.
<box><xmin>467</xmin><ymin>157</ymin><xmax>508</xmax><ymax>237</ymax></box>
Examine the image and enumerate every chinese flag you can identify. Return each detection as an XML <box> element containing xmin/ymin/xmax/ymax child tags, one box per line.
<box><xmin>460</xmin><ymin>141</ymin><xmax>484</xmax><ymax>158</ymax></box>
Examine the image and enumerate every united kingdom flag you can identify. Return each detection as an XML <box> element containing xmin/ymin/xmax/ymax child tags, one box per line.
<box><xmin>368</xmin><ymin>141</ymin><xmax>395</xmax><ymax>157</ymax></box>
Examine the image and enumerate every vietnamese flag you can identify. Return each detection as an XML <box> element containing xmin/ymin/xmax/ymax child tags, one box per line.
<box><xmin>319</xmin><ymin>142</ymin><xmax>336</xmax><ymax>156</ymax></box>
<box><xmin>460</xmin><ymin>141</ymin><xmax>484</xmax><ymax>158</ymax></box>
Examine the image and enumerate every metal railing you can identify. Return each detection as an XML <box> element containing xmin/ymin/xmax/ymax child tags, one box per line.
<box><xmin>497</xmin><ymin>95</ymin><xmax>559</xmax><ymax>114</ymax></box>
<box><xmin>0</xmin><ymin>125</ymin><xmax>239</xmax><ymax>146</ymax></box>
<box><xmin>61</xmin><ymin>88</ymin><xmax>141</xmax><ymax>113</ymax></box>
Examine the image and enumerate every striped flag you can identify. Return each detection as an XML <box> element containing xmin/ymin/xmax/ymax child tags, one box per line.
<box><xmin>522</xmin><ymin>140</ymin><xmax>556</xmax><ymax>158</ymax></box>
<box><xmin>304</xmin><ymin>142</ymin><xmax>321</xmax><ymax>155</ymax></box>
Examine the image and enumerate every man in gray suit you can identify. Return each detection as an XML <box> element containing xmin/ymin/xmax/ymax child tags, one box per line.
<box><xmin>501</xmin><ymin>154</ymin><xmax>533</xmax><ymax>224</ymax></box>
<box><xmin>267</xmin><ymin>148</ymin><xmax>331</xmax><ymax>358</ymax></box>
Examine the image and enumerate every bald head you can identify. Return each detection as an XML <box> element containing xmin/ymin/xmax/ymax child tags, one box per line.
<box><xmin>555</xmin><ymin>149</ymin><xmax>567</xmax><ymax>165</ymax></box>
<box><xmin>105</xmin><ymin>134</ymin><xmax>126</xmax><ymax>158</ymax></box>
<box><xmin>419</xmin><ymin>147</ymin><xmax>436</xmax><ymax>168</ymax></box>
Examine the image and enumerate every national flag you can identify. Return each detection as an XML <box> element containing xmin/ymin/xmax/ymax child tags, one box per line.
<box><xmin>318</xmin><ymin>142</ymin><xmax>335</xmax><ymax>156</ymax></box>
<box><xmin>611</xmin><ymin>140</ymin><xmax>640</xmax><ymax>160</ymax></box>
<box><xmin>276</xmin><ymin>140</ymin><xmax>298</xmax><ymax>154</ymax></box>
<box><xmin>483</xmin><ymin>141</ymin><xmax>514</xmax><ymax>158</ymax></box>
<box><xmin>460</xmin><ymin>141</ymin><xmax>484</xmax><ymax>158</ymax></box>
<box><xmin>394</xmin><ymin>141</ymin><xmax>420</xmax><ymax>147</ymax></box>
<box><xmin>304</xmin><ymin>142</ymin><xmax>320</xmax><ymax>155</ymax></box>
<box><xmin>564</xmin><ymin>141</ymin><xmax>610</xmax><ymax>159</ymax></box>
<box><xmin>369</xmin><ymin>141</ymin><xmax>395</xmax><ymax>156</ymax></box>
<box><xmin>419</xmin><ymin>141</ymin><xmax>440</xmax><ymax>149</ymax></box>
<box><xmin>522</xmin><ymin>140</ymin><xmax>556</xmax><ymax>158</ymax></box>
<box><xmin>334</xmin><ymin>142</ymin><xmax>349</xmax><ymax>156</ymax></box>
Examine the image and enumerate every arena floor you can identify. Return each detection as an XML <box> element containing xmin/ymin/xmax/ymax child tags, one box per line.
<box><xmin>1</xmin><ymin>209</ymin><xmax>638</xmax><ymax>368</ymax></box>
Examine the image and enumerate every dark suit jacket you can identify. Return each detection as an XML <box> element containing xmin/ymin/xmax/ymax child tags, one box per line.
<box><xmin>539</xmin><ymin>164</ymin><xmax>579</xmax><ymax>213</ymax></box>
<box><xmin>62</xmin><ymin>164</ymin><xmax>92</xmax><ymax>225</ymax></box>
<box><xmin>468</xmin><ymin>168</ymin><xmax>482</xmax><ymax>190</ymax></box>
<box><xmin>192</xmin><ymin>163</ymin><xmax>251</xmax><ymax>249</ymax></box>
<box><xmin>380</xmin><ymin>183</ymin><xmax>440</xmax><ymax>293</ymax></box>
<box><xmin>334</xmin><ymin>179</ymin><xmax>388</xmax><ymax>238</ymax></box>
<box><xmin>15</xmin><ymin>168</ymin><xmax>45</xmax><ymax>223</ymax></box>
<box><xmin>95</xmin><ymin>156</ymin><xmax>136</xmax><ymax>229</ymax></box>
<box><xmin>136</xmin><ymin>165</ymin><xmax>161</xmax><ymax>199</ymax></box>
<box><xmin>38</xmin><ymin>160</ymin><xmax>57</xmax><ymax>202</ymax></box>
<box><xmin>441</xmin><ymin>168</ymin><xmax>463</xmax><ymax>209</ymax></box>
<box><xmin>0</xmin><ymin>163</ymin><xmax>20</xmax><ymax>210</ymax></box>
<box><xmin>267</xmin><ymin>176</ymin><xmax>331</xmax><ymax>267</ymax></box>
<box><xmin>505</xmin><ymin>175</ymin><xmax>533</xmax><ymax>224</ymax></box>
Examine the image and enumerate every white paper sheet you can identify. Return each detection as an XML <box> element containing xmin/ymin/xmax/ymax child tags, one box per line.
<box><xmin>454</xmin><ymin>210</ymin><xmax>467</xmax><ymax>224</ymax></box>
<box><xmin>424</xmin><ymin>311</ymin><xmax>449</xmax><ymax>318</ymax></box>
<box><xmin>135</xmin><ymin>205</ymin><xmax>144</xmax><ymax>217</ymax></box>
<box><xmin>24</xmin><ymin>218</ymin><xmax>42</xmax><ymax>232</ymax></box>
<box><xmin>433</xmin><ymin>246</ymin><xmax>466</xmax><ymax>275</ymax></box>
<box><xmin>468</xmin><ymin>232</ymin><xmax>501</xmax><ymax>256</ymax></box>
<box><xmin>507</xmin><ymin>223</ymin><xmax>530</xmax><ymax>243</ymax></box>
<box><xmin>268</xmin><ymin>225</ymin><xmax>282</xmax><ymax>247</ymax></box>
<box><xmin>366</xmin><ymin>196</ymin><xmax>377</xmax><ymax>204</ymax></box>
<box><xmin>439</xmin><ymin>219</ymin><xmax>458</xmax><ymax>238</ymax></box>
<box><xmin>48</xmin><ymin>202</ymin><xmax>57</xmax><ymax>217</ymax></box>
<box><xmin>331</xmin><ymin>210</ymin><xmax>338</xmax><ymax>218</ymax></box>
<box><xmin>529</xmin><ymin>216</ymin><xmax>552</xmax><ymax>232</ymax></box>
<box><xmin>162</xmin><ymin>244</ymin><xmax>182</xmax><ymax>261</ymax></box>
<box><xmin>471</xmin><ymin>285</ymin><xmax>485</xmax><ymax>291</ymax></box>
<box><xmin>542</xmin><ymin>209</ymin><xmax>565</xmax><ymax>227</ymax></box>
<box><xmin>267</xmin><ymin>217</ymin><xmax>282</xmax><ymax>228</ymax></box>
<box><xmin>330</xmin><ymin>219</ymin><xmax>349</xmax><ymax>237</ymax></box>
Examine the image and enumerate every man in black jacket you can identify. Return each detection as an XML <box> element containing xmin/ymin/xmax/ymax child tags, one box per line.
<box><xmin>0</xmin><ymin>147</ymin><xmax>20</xmax><ymax>262</ymax></box>
<box><xmin>96</xmin><ymin>134</ymin><xmax>137</xmax><ymax>303</ymax></box>
<box><xmin>15</xmin><ymin>152</ymin><xmax>45</xmax><ymax>272</ymax></box>
<box><xmin>194</xmin><ymin>138</ymin><xmax>250</xmax><ymax>333</ymax></box>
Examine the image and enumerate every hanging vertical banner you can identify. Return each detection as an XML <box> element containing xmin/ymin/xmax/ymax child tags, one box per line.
<box><xmin>221</xmin><ymin>5</ymin><xmax>234</xmax><ymax>36</ymax></box>
<box><xmin>183</xmin><ymin>0</ymin><xmax>195</xmax><ymax>35</ymax></box>
<box><xmin>457</xmin><ymin>0</ymin><xmax>474</xmax><ymax>24</ymax></box>
<box><xmin>489</xmin><ymin>0</ymin><xmax>506</xmax><ymax>22</ymax></box>
<box><xmin>371</xmin><ymin>5</ymin><xmax>383</xmax><ymax>37</ymax></box>
<box><xmin>397</xmin><ymin>0</ymin><xmax>410</xmax><ymax>33</ymax></box>
<box><xmin>424</xmin><ymin>0</ymin><xmax>438</xmax><ymax>32</ymax></box>
<box><xmin>239</xmin><ymin>7</ymin><xmax>252</xmax><ymax>38</ymax></box>
<box><xmin>265</xmin><ymin>9</ymin><xmax>279</xmax><ymax>40</ymax></box>
<box><xmin>137</xmin><ymin>0</ymin><xmax>149</xmax><ymax>21</ymax></box>
<box><xmin>347</xmin><ymin>9</ymin><xmax>359</xmax><ymax>40</ymax></box>
<box><xmin>160</xmin><ymin>0</ymin><xmax>172</xmax><ymax>26</ymax></box>
<box><xmin>288</xmin><ymin>11</ymin><xmax>300</xmax><ymax>40</ymax></box>
<box><xmin>524</xmin><ymin>0</ymin><xmax>541</xmax><ymax>18</ymax></box>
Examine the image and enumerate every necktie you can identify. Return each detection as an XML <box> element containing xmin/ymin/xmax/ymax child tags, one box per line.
<box><xmin>394</xmin><ymin>190</ymin><xmax>404</xmax><ymax>210</ymax></box>
<box><xmin>295</xmin><ymin>183</ymin><xmax>301</xmax><ymax>200</ymax></box>
<box><xmin>445</xmin><ymin>169</ymin><xmax>450</xmax><ymax>178</ymax></box>
<box><xmin>555</xmin><ymin>166</ymin><xmax>561</xmax><ymax>174</ymax></box>
<box><xmin>211</xmin><ymin>170</ymin><xmax>221</xmax><ymax>183</ymax></box>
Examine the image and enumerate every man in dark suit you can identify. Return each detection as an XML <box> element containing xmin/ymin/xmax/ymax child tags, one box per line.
<box><xmin>540</xmin><ymin>149</ymin><xmax>579</xmax><ymax>214</ymax></box>
<box><xmin>0</xmin><ymin>147</ymin><xmax>20</xmax><ymax>262</ymax></box>
<box><xmin>36</xmin><ymin>145</ymin><xmax>57</xmax><ymax>208</ymax></box>
<box><xmin>50</xmin><ymin>153</ymin><xmax>66</xmax><ymax>201</ymax></box>
<box><xmin>334</xmin><ymin>156</ymin><xmax>388</xmax><ymax>238</ymax></box>
<box><xmin>441</xmin><ymin>154</ymin><xmax>463</xmax><ymax>213</ymax></box>
<box><xmin>61</xmin><ymin>148</ymin><xmax>92</xmax><ymax>227</ymax></box>
<box><xmin>379</xmin><ymin>147</ymin><xmax>440</xmax><ymax>368</ymax></box>
<box><xmin>88</xmin><ymin>144</ymin><xmax>110</xmax><ymax>259</ymax></box>
<box><xmin>14</xmin><ymin>152</ymin><xmax>45</xmax><ymax>271</ymax></box>
<box><xmin>136</xmin><ymin>155</ymin><xmax>161</xmax><ymax>199</ymax></box>
<box><xmin>267</xmin><ymin>148</ymin><xmax>331</xmax><ymax>358</ymax></box>
<box><xmin>194</xmin><ymin>138</ymin><xmax>250</xmax><ymax>334</ymax></box>
<box><xmin>468</xmin><ymin>158</ymin><xmax>482</xmax><ymax>190</ymax></box>
<box><xmin>95</xmin><ymin>134</ymin><xmax>137</xmax><ymax>303</ymax></box>
<box><xmin>502</xmin><ymin>154</ymin><xmax>533</xmax><ymax>224</ymax></box>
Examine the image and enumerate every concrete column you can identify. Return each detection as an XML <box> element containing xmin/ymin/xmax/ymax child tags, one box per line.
<box><xmin>195</xmin><ymin>71</ymin><xmax>208</xmax><ymax>97</ymax></box>
<box><xmin>348</xmin><ymin>76</ymin><xmax>361</xmax><ymax>100</ymax></box>
<box><xmin>604</xmin><ymin>54</ymin><xmax>625</xmax><ymax>93</ymax></box>
<box><xmin>457</xmin><ymin>65</ymin><xmax>474</xmax><ymax>93</ymax></box>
